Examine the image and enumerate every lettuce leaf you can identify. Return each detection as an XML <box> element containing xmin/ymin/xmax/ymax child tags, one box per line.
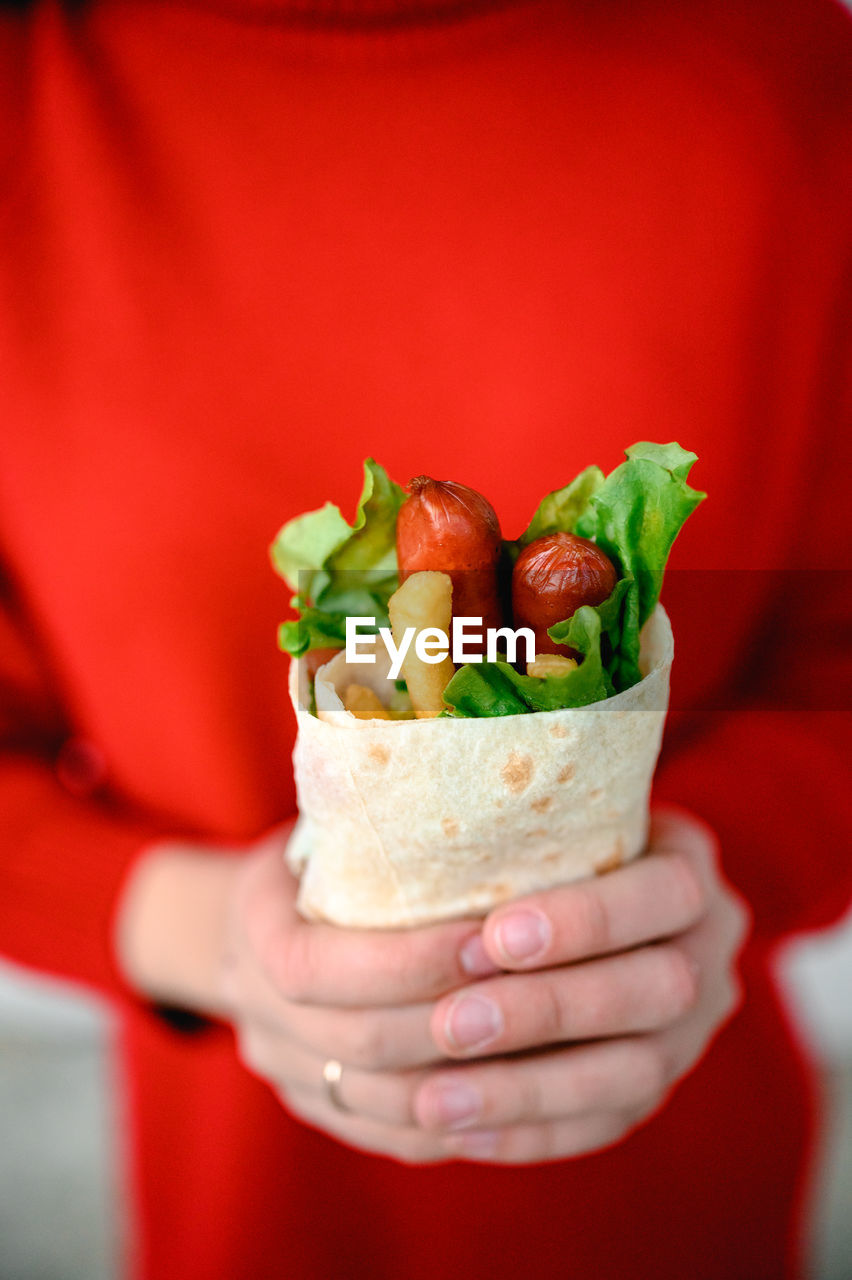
<box><xmin>515</xmin><ymin>465</ymin><xmax>605</xmax><ymax>550</ymax></box>
<box><xmin>269</xmin><ymin>503</ymin><xmax>351</xmax><ymax>600</ymax></box>
<box><xmin>443</xmin><ymin>578</ymin><xmax>635</xmax><ymax>716</ymax></box>
<box><xmin>497</xmin><ymin>441</ymin><xmax>703</xmax><ymax>701</ymax></box>
<box><xmin>575</xmin><ymin>442</ymin><xmax>705</xmax><ymax>626</ymax></box>
<box><xmin>277</xmin><ymin>598</ymin><xmax>350</xmax><ymax>658</ymax></box>
<box><xmin>439</xmin><ymin>665</ymin><xmax>530</xmax><ymax>718</ymax></box>
<box><xmin>273</xmin><ymin>443</ymin><xmax>704</xmax><ymax>712</ymax></box>
<box><xmin>575</xmin><ymin>442</ymin><xmax>705</xmax><ymax>676</ymax></box>
<box><xmin>548</xmin><ymin>575</ymin><xmax>639</xmax><ymax>692</ymax></box>
<box><xmin>270</xmin><ymin>459</ymin><xmax>405</xmax><ymax>652</ymax></box>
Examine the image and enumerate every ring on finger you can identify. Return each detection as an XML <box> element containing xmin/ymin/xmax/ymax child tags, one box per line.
<box><xmin>322</xmin><ymin>1058</ymin><xmax>351</xmax><ymax>1114</ymax></box>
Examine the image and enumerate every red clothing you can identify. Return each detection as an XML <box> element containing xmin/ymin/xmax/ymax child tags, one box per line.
<box><xmin>1</xmin><ymin>1</ymin><xmax>851</xmax><ymax>1277</ymax></box>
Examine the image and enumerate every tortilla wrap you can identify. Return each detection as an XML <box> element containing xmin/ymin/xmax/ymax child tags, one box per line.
<box><xmin>286</xmin><ymin>604</ymin><xmax>673</xmax><ymax>928</ymax></box>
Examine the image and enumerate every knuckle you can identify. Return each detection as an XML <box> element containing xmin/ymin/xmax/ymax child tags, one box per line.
<box><xmin>730</xmin><ymin>892</ymin><xmax>753</xmax><ymax>950</ymax></box>
<box><xmin>657</xmin><ymin>946</ymin><xmax>700</xmax><ymax>1020</ymax></box>
<box><xmin>341</xmin><ymin>1013</ymin><xmax>391</xmax><ymax>1071</ymax></box>
<box><xmin>389</xmin><ymin>1077</ymin><xmax>421</xmax><ymax>1128</ymax></box>
<box><xmin>398</xmin><ymin>940</ymin><xmax>439</xmax><ymax>1001</ymax></box>
<box><xmin>360</xmin><ymin>930</ymin><xmax>452</xmax><ymax>1007</ymax></box>
<box><xmin>532</xmin><ymin>975</ymin><xmax>571</xmax><ymax>1042</ymax></box>
<box><xmin>575</xmin><ymin>1050</ymin><xmax>628</xmax><ymax>1113</ymax></box>
<box><xmin>667</xmin><ymin>851</ymin><xmax>707</xmax><ymax>921</ymax></box>
<box><xmin>625</xmin><ymin>1042</ymin><xmax>668</xmax><ymax>1110</ymax></box>
<box><xmin>513</xmin><ymin>1064</ymin><xmax>548</xmax><ymax>1124</ymax></box>
<box><xmin>407</xmin><ymin>931</ymin><xmax>460</xmax><ymax>999</ymax></box>
<box><xmin>272</xmin><ymin>931</ymin><xmax>313</xmax><ymax>1003</ymax></box>
<box><xmin>570</xmin><ymin>885</ymin><xmax>612</xmax><ymax>956</ymax></box>
<box><xmin>647</xmin><ymin>1038</ymin><xmax>676</xmax><ymax>1092</ymax></box>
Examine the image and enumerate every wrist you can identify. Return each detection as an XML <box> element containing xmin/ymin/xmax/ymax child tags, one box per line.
<box><xmin>114</xmin><ymin>841</ymin><xmax>242</xmax><ymax>1016</ymax></box>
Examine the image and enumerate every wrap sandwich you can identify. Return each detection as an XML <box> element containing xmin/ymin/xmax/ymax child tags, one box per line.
<box><xmin>272</xmin><ymin>443</ymin><xmax>704</xmax><ymax>928</ymax></box>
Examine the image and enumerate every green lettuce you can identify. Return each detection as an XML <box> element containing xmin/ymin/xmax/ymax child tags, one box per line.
<box><xmin>443</xmin><ymin>442</ymin><xmax>703</xmax><ymax>716</ymax></box>
<box><xmin>443</xmin><ymin>577</ymin><xmax>635</xmax><ymax>716</ymax></box>
<box><xmin>575</xmin><ymin>441</ymin><xmax>704</xmax><ymax>628</ymax></box>
<box><xmin>514</xmin><ymin>465</ymin><xmax>605</xmax><ymax>551</ymax></box>
<box><xmin>277</xmin><ymin>601</ymin><xmax>351</xmax><ymax>659</ymax></box>
<box><xmin>271</xmin><ymin>443</ymin><xmax>704</xmax><ymax>712</ymax></box>
<box><xmin>270</xmin><ymin>459</ymin><xmax>405</xmax><ymax>657</ymax></box>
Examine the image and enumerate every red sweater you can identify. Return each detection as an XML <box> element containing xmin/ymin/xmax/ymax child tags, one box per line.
<box><xmin>1</xmin><ymin>1</ymin><xmax>851</xmax><ymax>1277</ymax></box>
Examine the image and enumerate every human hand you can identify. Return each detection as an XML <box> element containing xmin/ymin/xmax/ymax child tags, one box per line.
<box><xmin>116</xmin><ymin>819</ymin><xmax>498</xmax><ymax>1161</ymax></box>
<box><xmin>412</xmin><ymin>805</ymin><xmax>750</xmax><ymax>1162</ymax></box>
<box><xmin>218</xmin><ymin>829</ymin><xmax>500</xmax><ymax>1163</ymax></box>
<box><xmin>224</xmin><ymin>806</ymin><xmax>748</xmax><ymax>1167</ymax></box>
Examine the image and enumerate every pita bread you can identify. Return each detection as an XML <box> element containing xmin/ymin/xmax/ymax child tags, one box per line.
<box><xmin>286</xmin><ymin>605</ymin><xmax>673</xmax><ymax>927</ymax></box>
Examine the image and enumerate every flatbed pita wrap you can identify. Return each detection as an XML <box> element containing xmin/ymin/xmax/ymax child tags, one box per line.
<box><xmin>286</xmin><ymin>604</ymin><xmax>673</xmax><ymax>928</ymax></box>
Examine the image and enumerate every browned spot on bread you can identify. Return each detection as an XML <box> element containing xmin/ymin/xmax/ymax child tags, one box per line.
<box><xmin>549</xmin><ymin>724</ymin><xmax>568</xmax><ymax>739</ymax></box>
<box><xmin>595</xmin><ymin>853</ymin><xmax>621</xmax><ymax>875</ymax></box>
<box><xmin>557</xmin><ymin>764</ymin><xmax>575</xmax><ymax>783</ymax></box>
<box><xmin>595</xmin><ymin>838</ymin><xmax>625</xmax><ymax>875</ymax></box>
<box><xmin>589</xmin><ymin>787</ymin><xmax>604</xmax><ymax>802</ymax></box>
<box><xmin>367</xmin><ymin>744</ymin><xmax>390</xmax><ymax>767</ymax></box>
<box><xmin>529</xmin><ymin>828</ymin><xmax>548</xmax><ymax>838</ymax></box>
<box><xmin>441</xmin><ymin>817</ymin><xmax>459</xmax><ymax>838</ymax></box>
<box><xmin>501</xmin><ymin>752</ymin><xmax>534</xmax><ymax>793</ymax></box>
<box><xmin>480</xmin><ymin>882</ymin><xmax>512</xmax><ymax>902</ymax></box>
<box><xmin>531</xmin><ymin>795</ymin><xmax>554</xmax><ymax>814</ymax></box>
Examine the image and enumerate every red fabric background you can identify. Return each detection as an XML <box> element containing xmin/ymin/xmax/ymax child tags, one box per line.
<box><xmin>1</xmin><ymin>1</ymin><xmax>850</xmax><ymax>1276</ymax></box>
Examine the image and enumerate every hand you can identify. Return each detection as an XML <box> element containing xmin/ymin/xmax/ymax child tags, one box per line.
<box><xmin>223</xmin><ymin>806</ymin><xmax>748</xmax><ymax>1166</ymax></box>
<box><xmin>217</xmin><ymin>830</ymin><xmax>500</xmax><ymax>1163</ymax></box>
<box><xmin>412</xmin><ymin>805</ymin><xmax>750</xmax><ymax>1162</ymax></box>
<box><xmin>119</xmin><ymin>806</ymin><xmax>748</xmax><ymax>1166</ymax></box>
<box><xmin>117</xmin><ymin>822</ymin><xmax>495</xmax><ymax>1162</ymax></box>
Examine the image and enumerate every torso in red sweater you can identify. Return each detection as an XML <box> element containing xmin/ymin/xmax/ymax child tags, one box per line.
<box><xmin>1</xmin><ymin>2</ymin><xmax>851</xmax><ymax>1277</ymax></box>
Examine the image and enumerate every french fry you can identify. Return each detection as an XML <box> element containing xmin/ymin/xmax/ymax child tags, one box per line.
<box><xmin>343</xmin><ymin>684</ymin><xmax>391</xmax><ymax>720</ymax></box>
<box><xmin>526</xmin><ymin>653</ymin><xmax>579</xmax><ymax>678</ymax></box>
<box><xmin>387</xmin><ymin>571</ymin><xmax>454</xmax><ymax>719</ymax></box>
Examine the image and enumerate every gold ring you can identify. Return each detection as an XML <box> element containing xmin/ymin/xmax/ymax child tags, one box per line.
<box><xmin>322</xmin><ymin>1058</ymin><xmax>350</xmax><ymax>1113</ymax></box>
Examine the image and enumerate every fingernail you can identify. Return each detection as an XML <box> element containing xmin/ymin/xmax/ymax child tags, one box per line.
<box><xmin>494</xmin><ymin>909</ymin><xmax>551</xmax><ymax>964</ymax></box>
<box><xmin>423</xmin><ymin>1080</ymin><xmax>482</xmax><ymax>1130</ymax></box>
<box><xmin>460</xmin><ymin>934</ymin><xmax>500</xmax><ymax>977</ymax></box>
<box><xmin>445</xmin><ymin>993</ymin><xmax>503</xmax><ymax>1052</ymax></box>
<box><xmin>444</xmin><ymin>1130</ymin><xmax>498</xmax><ymax>1159</ymax></box>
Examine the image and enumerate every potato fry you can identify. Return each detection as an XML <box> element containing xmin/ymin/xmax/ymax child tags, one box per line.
<box><xmin>387</xmin><ymin>571</ymin><xmax>454</xmax><ymax>718</ymax></box>
<box><xmin>526</xmin><ymin>653</ymin><xmax>579</xmax><ymax>678</ymax></box>
<box><xmin>343</xmin><ymin>684</ymin><xmax>391</xmax><ymax>720</ymax></box>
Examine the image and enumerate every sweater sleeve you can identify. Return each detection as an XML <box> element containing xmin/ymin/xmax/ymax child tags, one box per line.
<box><xmin>0</xmin><ymin>9</ymin><xmax>178</xmax><ymax>1007</ymax></box>
<box><xmin>0</xmin><ymin>586</ymin><xmax>166</xmax><ymax>1002</ymax></box>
